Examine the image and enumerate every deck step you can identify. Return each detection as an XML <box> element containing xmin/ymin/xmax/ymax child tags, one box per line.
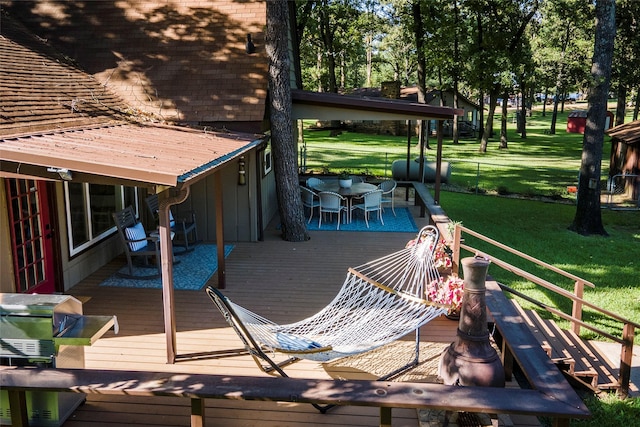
<box><xmin>509</xmin><ymin>300</ymin><xmax>619</xmax><ymax>391</ymax></box>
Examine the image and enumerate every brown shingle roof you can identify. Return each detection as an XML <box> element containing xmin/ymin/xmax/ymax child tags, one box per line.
<box><xmin>4</xmin><ymin>1</ymin><xmax>268</xmax><ymax>128</ymax></box>
<box><xmin>0</xmin><ymin>11</ymin><xmax>267</xmax><ymax>189</ymax></box>
<box><xmin>0</xmin><ymin>14</ymin><xmax>132</xmax><ymax>137</ymax></box>
<box><xmin>607</xmin><ymin>120</ymin><xmax>640</xmax><ymax>145</ymax></box>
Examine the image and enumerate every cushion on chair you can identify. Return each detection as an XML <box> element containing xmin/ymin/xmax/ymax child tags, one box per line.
<box><xmin>169</xmin><ymin>211</ymin><xmax>176</xmax><ymax>228</ymax></box>
<box><xmin>125</xmin><ymin>222</ymin><xmax>148</xmax><ymax>252</ymax></box>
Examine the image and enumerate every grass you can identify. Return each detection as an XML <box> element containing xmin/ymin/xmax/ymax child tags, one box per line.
<box><xmin>301</xmin><ymin>103</ymin><xmax>639</xmax><ymax>426</ymax></box>
<box><xmin>439</xmin><ymin>191</ymin><xmax>639</xmax><ymax>345</ymax></box>
<box><xmin>302</xmin><ymin>102</ymin><xmax>635</xmax><ymax>200</ymax></box>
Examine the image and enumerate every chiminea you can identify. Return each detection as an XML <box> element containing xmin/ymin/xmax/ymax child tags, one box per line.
<box><xmin>438</xmin><ymin>256</ymin><xmax>505</xmax><ymax>387</ymax></box>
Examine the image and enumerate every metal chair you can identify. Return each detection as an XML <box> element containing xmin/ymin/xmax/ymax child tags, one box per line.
<box><xmin>306</xmin><ymin>177</ymin><xmax>324</xmax><ymax>191</ymax></box>
<box><xmin>300</xmin><ymin>185</ymin><xmax>320</xmax><ymax>223</ymax></box>
<box><xmin>378</xmin><ymin>179</ymin><xmax>397</xmax><ymax>216</ymax></box>
<box><xmin>112</xmin><ymin>206</ymin><xmax>161</xmax><ymax>279</ymax></box>
<box><xmin>352</xmin><ymin>189</ymin><xmax>384</xmax><ymax>228</ymax></box>
<box><xmin>318</xmin><ymin>191</ymin><xmax>347</xmax><ymax>230</ymax></box>
<box><xmin>146</xmin><ymin>194</ymin><xmax>199</xmax><ymax>253</ymax></box>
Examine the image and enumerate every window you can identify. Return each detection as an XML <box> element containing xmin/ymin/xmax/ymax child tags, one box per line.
<box><xmin>64</xmin><ymin>183</ymin><xmax>138</xmax><ymax>256</ymax></box>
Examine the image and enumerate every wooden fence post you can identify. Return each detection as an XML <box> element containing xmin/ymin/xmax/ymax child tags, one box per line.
<box><xmin>451</xmin><ymin>224</ymin><xmax>462</xmax><ymax>276</ymax></box>
<box><xmin>571</xmin><ymin>281</ymin><xmax>584</xmax><ymax>335</ymax></box>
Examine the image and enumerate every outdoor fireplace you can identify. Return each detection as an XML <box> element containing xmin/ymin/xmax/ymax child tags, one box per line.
<box><xmin>438</xmin><ymin>256</ymin><xmax>505</xmax><ymax>388</ymax></box>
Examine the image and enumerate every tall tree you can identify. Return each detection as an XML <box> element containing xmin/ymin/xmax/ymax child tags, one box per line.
<box><xmin>412</xmin><ymin>1</ymin><xmax>430</xmax><ymax>150</ymax></box>
<box><xmin>267</xmin><ymin>0</ymin><xmax>309</xmax><ymax>242</ymax></box>
<box><xmin>569</xmin><ymin>0</ymin><xmax>616</xmax><ymax>236</ymax></box>
<box><xmin>462</xmin><ymin>0</ymin><xmax>538</xmax><ymax>152</ymax></box>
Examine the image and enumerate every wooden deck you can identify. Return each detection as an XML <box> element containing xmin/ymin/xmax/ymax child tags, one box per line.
<box><xmin>61</xmin><ymin>201</ymin><xmax>543</xmax><ymax>427</ymax></box>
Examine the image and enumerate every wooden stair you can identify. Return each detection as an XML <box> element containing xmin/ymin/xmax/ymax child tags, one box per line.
<box><xmin>511</xmin><ymin>300</ymin><xmax>620</xmax><ymax>393</ymax></box>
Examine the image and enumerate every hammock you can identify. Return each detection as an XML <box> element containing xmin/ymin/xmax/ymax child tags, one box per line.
<box><xmin>206</xmin><ymin>225</ymin><xmax>449</xmax><ymax>378</ymax></box>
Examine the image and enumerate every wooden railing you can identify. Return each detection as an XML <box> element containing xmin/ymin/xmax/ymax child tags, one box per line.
<box><xmin>449</xmin><ymin>223</ymin><xmax>638</xmax><ymax>397</ymax></box>
<box><xmin>1</xmin><ymin>366</ymin><xmax>590</xmax><ymax>427</ymax></box>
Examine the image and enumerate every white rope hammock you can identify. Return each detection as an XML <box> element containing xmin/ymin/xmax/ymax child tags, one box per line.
<box><xmin>207</xmin><ymin>225</ymin><xmax>450</xmax><ymax>369</ymax></box>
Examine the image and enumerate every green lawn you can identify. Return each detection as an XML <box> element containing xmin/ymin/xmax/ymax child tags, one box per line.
<box><xmin>302</xmin><ymin>104</ymin><xmax>633</xmax><ymax>200</ymax></box>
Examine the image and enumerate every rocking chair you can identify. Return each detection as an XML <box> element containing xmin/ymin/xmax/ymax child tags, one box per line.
<box><xmin>146</xmin><ymin>194</ymin><xmax>199</xmax><ymax>253</ymax></box>
<box><xmin>112</xmin><ymin>206</ymin><xmax>161</xmax><ymax>279</ymax></box>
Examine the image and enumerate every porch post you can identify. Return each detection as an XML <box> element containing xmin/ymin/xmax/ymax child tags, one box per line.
<box><xmin>214</xmin><ymin>172</ymin><xmax>226</xmax><ymax>289</ymax></box>
<box><xmin>158</xmin><ymin>186</ymin><xmax>190</xmax><ymax>364</ymax></box>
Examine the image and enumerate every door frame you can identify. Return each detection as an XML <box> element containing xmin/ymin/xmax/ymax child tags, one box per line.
<box><xmin>5</xmin><ymin>179</ymin><xmax>60</xmax><ymax>294</ymax></box>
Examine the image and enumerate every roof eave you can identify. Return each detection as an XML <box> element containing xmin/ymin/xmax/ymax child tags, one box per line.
<box><xmin>291</xmin><ymin>89</ymin><xmax>463</xmax><ymax>121</ymax></box>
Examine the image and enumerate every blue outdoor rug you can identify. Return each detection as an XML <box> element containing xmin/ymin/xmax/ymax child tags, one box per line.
<box><xmin>307</xmin><ymin>207</ymin><xmax>418</xmax><ymax>233</ymax></box>
<box><xmin>100</xmin><ymin>244</ymin><xmax>234</xmax><ymax>290</ymax></box>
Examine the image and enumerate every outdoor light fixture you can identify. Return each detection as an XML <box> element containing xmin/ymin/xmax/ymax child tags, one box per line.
<box><xmin>245</xmin><ymin>34</ymin><xmax>256</xmax><ymax>54</ymax></box>
<box><xmin>47</xmin><ymin>167</ymin><xmax>73</xmax><ymax>181</ymax></box>
<box><xmin>238</xmin><ymin>156</ymin><xmax>246</xmax><ymax>185</ymax></box>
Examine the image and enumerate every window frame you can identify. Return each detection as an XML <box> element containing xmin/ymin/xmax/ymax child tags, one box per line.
<box><xmin>64</xmin><ymin>182</ymin><xmax>139</xmax><ymax>256</ymax></box>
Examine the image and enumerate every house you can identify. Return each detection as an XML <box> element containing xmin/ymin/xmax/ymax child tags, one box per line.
<box><xmin>1</xmin><ymin>2</ymin><xmax>273</xmax><ymax>297</ymax></box>
<box><xmin>1</xmin><ymin>2</ymin><xmax>460</xmax><ymax>363</ymax></box>
<box><xmin>606</xmin><ymin>119</ymin><xmax>640</xmax><ymax>202</ymax></box>
<box><xmin>567</xmin><ymin>110</ymin><xmax>614</xmax><ymax>134</ymax></box>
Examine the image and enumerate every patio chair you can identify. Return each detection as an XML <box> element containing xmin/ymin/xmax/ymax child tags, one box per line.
<box><xmin>318</xmin><ymin>191</ymin><xmax>347</xmax><ymax>230</ymax></box>
<box><xmin>112</xmin><ymin>206</ymin><xmax>161</xmax><ymax>279</ymax></box>
<box><xmin>146</xmin><ymin>194</ymin><xmax>199</xmax><ymax>253</ymax></box>
<box><xmin>300</xmin><ymin>185</ymin><xmax>320</xmax><ymax>223</ymax></box>
<box><xmin>352</xmin><ymin>189</ymin><xmax>384</xmax><ymax>228</ymax></box>
<box><xmin>306</xmin><ymin>177</ymin><xmax>324</xmax><ymax>190</ymax></box>
<box><xmin>378</xmin><ymin>179</ymin><xmax>397</xmax><ymax>216</ymax></box>
<box><xmin>206</xmin><ymin>225</ymin><xmax>447</xmax><ymax>385</ymax></box>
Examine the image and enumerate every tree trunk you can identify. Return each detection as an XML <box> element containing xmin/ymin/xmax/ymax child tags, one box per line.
<box><xmin>413</xmin><ymin>1</ymin><xmax>430</xmax><ymax>150</ymax></box>
<box><xmin>480</xmin><ymin>90</ymin><xmax>498</xmax><ymax>152</ymax></box>
<box><xmin>452</xmin><ymin>0</ymin><xmax>460</xmax><ymax>145</ymax></box>
<box><xmin>266</xmin><ymin>0</ymin><xmax>309</xmax><ymax>242</ymax></box>
<box><xmin>319</xmin><ymin>1</ymin><xmax>338</xmax><ymax>93</ymax></box>
<box><xmin>520</xmin><ymin>85</ymin><xmax>527</xmax><ymax>139</ymax></box>
<box><xmin>615</xmin><ymin>85</ymin><xmax>627</xmax><ymax>126</ymax></box>
<box><xmin>499</xmin><ymin>89</ymin><xmax>508</xmax><ymax>149</ymax></box>
<box><xmin>550</xmin><ymin>24</ymin><xmax>572</xmax><ymax>134</ymax></box>
<box><xmin>569</xmin><ymin>0</ymin><xmax>616</xmax><ymax>237</ymax></box>
<box><xmin>477</xmin><ymin>90</ymin><xmax>484</xmax><ymax>142</ymax></box>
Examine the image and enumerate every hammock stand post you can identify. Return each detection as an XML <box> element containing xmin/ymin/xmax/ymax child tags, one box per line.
<box><xmin>207</xmin><ymin>286</ymin><xmax>297</xmax><ymax>377</ymax></box>
<box><xmin>207</xmin><ymin>286</ymin><xmax>332</xmax><ymax>413</ymax></box>
<box><xmin>205</xmin><ymin>225</ymin><xmax>449</xmax><ymax>413</ymax></box>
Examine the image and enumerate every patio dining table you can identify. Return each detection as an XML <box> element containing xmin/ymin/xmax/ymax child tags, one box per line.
<box><xmin>310</xmin><ymin>181</ymin><xmax>378</xmax><ymax>223</ymax></box>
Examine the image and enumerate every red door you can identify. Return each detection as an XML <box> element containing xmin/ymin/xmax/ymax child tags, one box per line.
<box><xmin>5</xmin><ymin>179</ymin><xmax>56</xmax><ymax>294</ymax></box>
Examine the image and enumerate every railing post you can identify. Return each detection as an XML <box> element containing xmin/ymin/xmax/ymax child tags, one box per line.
<box><xmin>571</xmin><ymin>281</ymin><xmax>584</xmax><ymax>335</ymax></box>
<box><xmin>451</xmin><ymin>223</ymin><xmax>462</xmax><ymax>276</ymax></box>
<box><xmin>618</xmin><ymin>323</ymin><xmax>635</xmax><ymax>398</ymax></box>
<box><xmin>380</xmin><ymin>407</ymin><xmax>392</xmax><ymax>427</ymax></box>
<box><xmin>191</xmin><ymin>398</ymin><xmax>205</xmax><ymax>427</ymax></box>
